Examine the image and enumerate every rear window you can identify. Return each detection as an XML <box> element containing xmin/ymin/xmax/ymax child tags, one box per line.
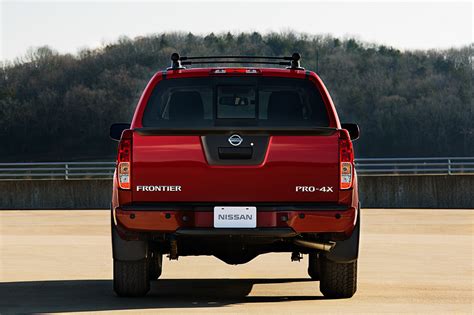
<box><xmin>142</xmin><ymin>76</ymin><xmax>329</xmax><ymax>128</ymax></box>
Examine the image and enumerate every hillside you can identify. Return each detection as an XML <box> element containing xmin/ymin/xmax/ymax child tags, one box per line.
<box><xmin>0</xmin><ymin>32</ymin><xmax>472</xmax><ymax>161</ymax></box>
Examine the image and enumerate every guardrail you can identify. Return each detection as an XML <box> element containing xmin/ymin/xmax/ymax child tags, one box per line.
<box><xmin>0</xmin><ymin>162</ymin><xmax>116</xmax><ymax>180</ymax></box>
<box><xmin>355</xmin><ymin>157</ymin><xmax>474</xmax><ymax>176</ymax></box>
<box><xmin>0</xmin><ymin>157</ymin><xmax>472</xmax><ymax>180</ymax></box>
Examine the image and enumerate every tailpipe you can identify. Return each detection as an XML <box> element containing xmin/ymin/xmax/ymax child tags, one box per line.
<box><xmin>294</xmin><ymin>239</ymin><xmax>336</xmax><ymax>252</ymax></box>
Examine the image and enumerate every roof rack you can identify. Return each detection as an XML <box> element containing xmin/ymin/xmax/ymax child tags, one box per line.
<box><xmin>168</xmin><ymin>52</ymin><xmax>304</xmax><ymax>70</ymax></box>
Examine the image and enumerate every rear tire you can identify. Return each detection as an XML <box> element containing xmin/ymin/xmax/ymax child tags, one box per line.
<box><xmin>149</xmin><ymin>252</ymin><xmax>163</xmax><ymax>280</ymax></box>
<box><xmin>307</xmin><ymin>252</ymin><xmax>320</xmax><ymax>280</ymax></box>
<box><xmin>113</xmin><ymin>259</ymin><xmax>150</xmax><ymax>297</ymax></box>
<box><xmin>319</xmin><ymin>257</ymin><xmax>357</xmax><ymax>299</ymax></box>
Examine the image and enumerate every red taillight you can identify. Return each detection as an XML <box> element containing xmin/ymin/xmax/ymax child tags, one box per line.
<box><xmin>118</xmin><ymin>139</ymin><xmax>131</xmax><ymax>162</ymax></box>
<box><xmin>117</xmin><ymin>131</ymin><xmax>132</xmax><ymax>190</ymax></box>
<box><xmin>339</xmin><ymin>131</ymin><xmax>354</xmax><ymax>190</ymax></box>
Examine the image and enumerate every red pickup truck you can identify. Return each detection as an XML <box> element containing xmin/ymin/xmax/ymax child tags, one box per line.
<box><xmin>110</xmin><ymin>53</ymin><xmax>360</xmax><ymax>298</ymax></box>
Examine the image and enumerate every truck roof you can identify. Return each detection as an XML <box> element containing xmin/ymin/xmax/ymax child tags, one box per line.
<box><xmin>159</xmin><ymin>67</ymin><xmax>310</xmax><ymax>79</ymax></box>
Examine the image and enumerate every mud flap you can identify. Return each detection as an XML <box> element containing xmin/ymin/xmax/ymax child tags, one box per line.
<box><xmin>325</xmin><ymin>206</ymin><xmax>360</xmax><ymax>263</ymax></box>
<box><xmin>111</xmin><ymin>215</ymin><xmax>148</xmax><ymax>261</ymax></box>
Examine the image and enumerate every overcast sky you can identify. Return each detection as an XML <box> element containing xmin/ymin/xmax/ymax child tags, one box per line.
<box><xmin>1</xmin><ymin>0</ymin><xmax>472</xmax><ymax>61</ymax></box>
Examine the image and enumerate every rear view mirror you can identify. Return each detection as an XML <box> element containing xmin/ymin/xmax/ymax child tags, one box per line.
<box><xmin>219</xmin><ymin>96</ymin><xmax>249</xmax><ymax>106</ymax></box>
<box><xmin>110</xmin><ymin>123</ymin><xmax>131</xmax><ymax>141</ymax></box>
<box><xmin>341</xmin><ymin>123</ymin><xmax>360</xmax><ymax>140</ymax></box>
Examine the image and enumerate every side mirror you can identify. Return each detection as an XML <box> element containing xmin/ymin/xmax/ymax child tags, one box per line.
<box><xmin>341</xmin><ymin>123</ymin><xmax>360</xmax><ymax>141</ymax></box>
<box><xmin>110</xmin><ymin>123</ymin><xmax>131</xmax><ymax>141</ymax></box>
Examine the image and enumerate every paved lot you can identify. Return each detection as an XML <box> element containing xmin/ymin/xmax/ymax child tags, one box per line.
<box><xmin>0</xmin><ymin>209</ymin><xmax>472</xmax><ymax>314</ymax></box>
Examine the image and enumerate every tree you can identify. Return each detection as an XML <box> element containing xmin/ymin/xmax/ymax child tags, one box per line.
<box><xmin>0</xmin><ymin>32</ymin><xmax>471</xmax><ymax>161</ymax></box>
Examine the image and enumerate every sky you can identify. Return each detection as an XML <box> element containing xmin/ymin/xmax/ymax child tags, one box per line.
<box><xmin>1</xmin><ymin>0</ymin><xmax>472</xmax><ymax>61</ymax></box>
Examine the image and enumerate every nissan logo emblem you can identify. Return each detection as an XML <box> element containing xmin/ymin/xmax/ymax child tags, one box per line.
<box><xmin>228</xmin><ymin>134</ymin><xmax>243</xmax><ymax>146</ymax></box>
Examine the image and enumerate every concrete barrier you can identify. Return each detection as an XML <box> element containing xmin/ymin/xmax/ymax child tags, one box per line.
<box><xmin>1</xmin><ymin>176</ymin><xmax>473</xmax><ymax>209</ymax></box>
<box><xmin>358</xmin><ymin>175</ymin><xmax>473</xmax><ymax>208</ymax></box>
<box><xmin>0</xmin><ymin>180</ymin><xmax>112</xmax><ymax>209</ymax></box>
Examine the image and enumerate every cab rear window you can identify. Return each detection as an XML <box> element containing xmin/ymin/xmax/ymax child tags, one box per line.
<box><xmin>142</xmin><ymin>77</ymin><xmax>329</xmax><ymax>128</ymax></box>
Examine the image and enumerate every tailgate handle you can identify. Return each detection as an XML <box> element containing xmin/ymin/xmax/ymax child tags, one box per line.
<box><xmin>218</xmin><ymin>147</ymin><xmax>253</xmax><ymax>159</ymax></box>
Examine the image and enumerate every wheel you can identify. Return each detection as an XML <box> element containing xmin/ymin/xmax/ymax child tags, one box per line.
<box><xmin>113</xmin><ymin>259</ymin><xmax>150</xmax><ymax>297</ymax></box>
<box><xmin>319</xmin><ymin>257</ymin><xmax>357</xmax><ymax>298</ymax></box>
<box><xmin>307</xmin><ymin>252</ymin><xmax>320</xmax><ymax>280</ymax></box>
<box><xmin>149</xmin><ymin>251</ymin><xmax>163</xmax><ymax>280</ymax></box>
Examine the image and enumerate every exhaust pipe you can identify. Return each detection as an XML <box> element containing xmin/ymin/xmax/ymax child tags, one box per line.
<box><xmin>294</xmin><ymin>239</ymin><xmax>336</xmax><ymax>252</ymax></box>
<box><xmin>169</xmin><ymin>238</ymin><xmax>178</xmax><ymax>260</ymax></box>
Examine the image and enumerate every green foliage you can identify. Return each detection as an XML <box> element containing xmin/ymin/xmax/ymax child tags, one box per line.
<box><xmin>0</xmin><ymin>33</ymin><xmax>472</xmax><ymax>161</ymax></box>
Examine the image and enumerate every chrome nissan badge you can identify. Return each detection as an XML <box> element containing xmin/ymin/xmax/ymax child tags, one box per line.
<box><xmin>228</xmin><ymin>134</ymin><xmax>243</xmax><ymax>146</ymax></box>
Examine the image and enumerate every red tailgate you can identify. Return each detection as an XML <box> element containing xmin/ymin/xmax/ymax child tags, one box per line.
<box><xmin>131</xmin><ymin>133</ymin><xmax>339</xmax><ymax>203</ymax></box>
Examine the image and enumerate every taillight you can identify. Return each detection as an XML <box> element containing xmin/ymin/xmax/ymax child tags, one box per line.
<box><xmin>339</xmin><ymin>131</ymin><xmax>354</xmax><ymax>190</ymax></box>
<box><xmin>117</xmin><ymin>131</ymin><xmax>132</xmax><ymax>190</ymax></box>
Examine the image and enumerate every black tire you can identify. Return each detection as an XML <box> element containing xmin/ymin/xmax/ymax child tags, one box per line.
<box><xmin>149</xmin><ymin>252</ymin><xmax>163</xmax><ymax>280</ymax></box>
<box><xmin>113</xmin><ymin>259</ymin><xmax>150</xmax><ymax>297</ymax></box>
<box><xmin>319</xmin><ymin>257</ymin><xmax>357</xmax><ymax>299</ymax></box>
<box><xmin>307</xmin><ymin>252</ymin><xmax>320</xmax><ymax>280</ymax></box>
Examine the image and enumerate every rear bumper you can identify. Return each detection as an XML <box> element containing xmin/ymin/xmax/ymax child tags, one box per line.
<box><xmin>114</xmin><ymin>204</ymin><xmax>357</xmax><ymax>236</ymax></box>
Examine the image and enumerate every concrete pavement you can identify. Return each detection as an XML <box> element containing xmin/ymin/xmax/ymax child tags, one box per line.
<box><xmin>0</xmin><ymin>209</ymin><xmax>472</xmax><ymax>314</ymax></box>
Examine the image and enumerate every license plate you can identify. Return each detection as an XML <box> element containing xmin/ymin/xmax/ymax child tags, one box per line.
<box><xmin>214</xmin><ymin>206</ymin><xmax>257</xmax><ymax>228</ymax></box>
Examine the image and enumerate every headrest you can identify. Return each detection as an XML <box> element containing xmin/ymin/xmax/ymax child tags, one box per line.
<box><xmin>268</xmin><ymin>91</ymin><xmax>303</xmax><ymax>121</ymax></box>
<box><xmin>168</xmin><ymin>91</ymin><xmax>204</xmax><ymax>121</ymax></box>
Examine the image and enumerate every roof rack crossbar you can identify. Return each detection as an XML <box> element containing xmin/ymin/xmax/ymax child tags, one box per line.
<box><xmin>169</xmin><ymin>52</ymin><xmax>303</xmax><ymax>70</ymax></box>
<box><xmin>180</xmin><ymin>55</ymin><xmax>293</xmax><ymax>61</ymax></box>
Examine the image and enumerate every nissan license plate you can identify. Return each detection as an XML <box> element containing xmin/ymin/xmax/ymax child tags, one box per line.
<box><xmin>214</xmin><ymin>206</ymin><xmax>257</xmax><ymax>228</ymax></box>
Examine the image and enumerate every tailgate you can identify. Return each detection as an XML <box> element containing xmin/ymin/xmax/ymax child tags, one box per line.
<box><xmin>131</xmin><ymin>132</ymin><xmax>339</xmax><ymax>203</ymax></box>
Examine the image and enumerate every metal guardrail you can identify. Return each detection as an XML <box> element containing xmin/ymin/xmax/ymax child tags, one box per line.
<box><xmin>0</xmin><ymin>157</ymin><xmax>472</xmax><ymax>180</ymax></box>
<box><xmin>0</xmin><ymin>162</ymin><xmax>116</xmax><ymax>180</ymax></box>
<box><xmin>354</xmin><ymin>157</ymin><xmax>474</xmax><ymax>176</ymax></box>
